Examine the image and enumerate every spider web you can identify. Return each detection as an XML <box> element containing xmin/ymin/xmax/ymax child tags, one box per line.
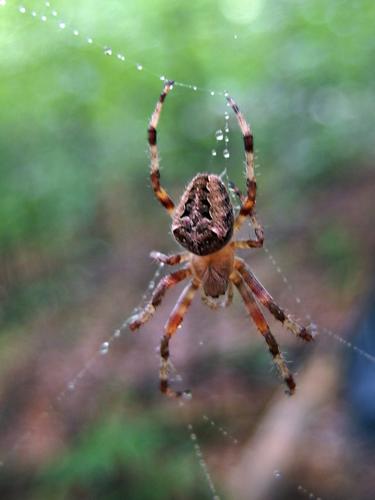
<box><xmin>1</xmin><ymin>1</ymin><xmax>375</xmax><ymax>499</ymax></box>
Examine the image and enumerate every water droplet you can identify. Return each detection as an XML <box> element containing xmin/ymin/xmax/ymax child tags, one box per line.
<box><xmin>117</xmin><ymin>53</ymin><xmax>125</xmax><ymax>61</ymax></box>
<box><xmin>296</xmin><ymin>297</ymin><xmax>301</xmax><ymax>304</ymax></box>
<box><xmin>182</xmin><ymin>390</ymin><xmax>192</xmax><ymax>400</ymax></box>
<box><xmin>211</xmin><ymin>149</ymin><xmax>217</xmax><ymax>157</ymax></box>
<box><xmin>0</xmin><ymin>0</ymin><xmax>6</xmax><ymax>6</ymax></box>
<box><xmin>224</xmin><ymin>111</ymin><xmax>229</xmax><ymax>120</ymax></box>
<box><xmin>199</xmin><ymin>340</ymin><xmax>204</xmax><ymax>346</ymax></box>
<box><xmin>273</xmin><ymin>470</ymin><xmax>282</xmax><ymax>479</ymax></box>
<box><xmin>136</xmin><ymin>63</ymin><xmax>143</xmax><ymax>71</ymax></box>
<box><xmin>114</xmin><ymin>329</ymin><xmax>121</xmax><ymax>338</ymax></box>
<box><xmin>51</xmin><ymin>10</ymin><xmax>57</xmax><ymax>16</ymax></box>
<box><xmin>215</xmin><ymin>129</ymin><xmax>224</xmax><ymax>141</ymax></box>
<box><xmin>193</xmin><ymin>86</ymin><xmax>197</xmax><ymax>91</ymax></box>
<box><xmin>160</xmin><ymin>75</ymin><xmax>165</xmax><ymax>81</ymax></box>
<box><xmin>210</xmin><ymin>91</ymin><xmax>215</xmax><ymax>96</ymax></box>
<box><xmin>45</xmin><ymin>1</ymin><xmax>50</xmax><ymax>6</ymax></box>
<box><xmin>224</xmin><ymin>91</ymin><xmax>229</xmax><ymax>97</ymax></box>
<box><xmin>234</xmin><ymin>34</ymin><xmax>238</xmax><ymax>39</ymax></box>
<box><xmin>19</xmin><ymin>6</ymin><xmax>26</xmax><ymax>13</ymax></box>
<box><xmin>59</xmin><ymin>21</ymin><xmax>66</xmax><ymax>29</ymax></box>
<box><xmin>31</xmin><ymin>11</ymin><xmax>37</xmax><ymax>17</ymax></box>
<box><xmin>68</xmin><ymin>382</ymin><xmax>75</xmax><ymax>391</ymax></box>
<box><xmin>225</xmin><ymin>136</ymin><xmax>229</xmax><ymax>143</ymax></box>
<box><xmin>104</xmin><ymin>47</ymin><xmax>112</xmax><ymax>56</ymax></box>
<box><xmin>87</xmin><ymin>37</ymin><xmax>93</xmax><ymax>44</ymax></box>
<box><xmin>73</xmin><ymin>29</ymin><xmax>79</xmax><ymax>36</ymax></box>
<box><xmin>190</xmin><ymin>433</ymin><xmax>197</xmax><ymax>440</ymax></box>
<box><xmin>187</xmin><ymin>424</ymin><xmax>193</xmax><ymax>431</ymax></box>
<box><xmin>41</xmin><ymin>15</ymin><xmax>47</xmax><ymax>21</ymax></box>
<box><xmin>100</xmin><ymin>341</ymin><xmax>109</xmax><ymax>355</ymax></box>
<box><xmin>223</xmin><ymin>149</ymin><xmax>230</xmax><ymax>159</ymax></box>
<box><xmin>224</xmin><ymin>126</ymin><xmax>229</xmax><ymax>133</ymax></box>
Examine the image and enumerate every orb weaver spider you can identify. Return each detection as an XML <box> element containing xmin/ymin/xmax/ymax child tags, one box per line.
<box><xmin>129</xmin><ymin>81</ymin><xmax>314</xmax><ymax>398</ymax></box>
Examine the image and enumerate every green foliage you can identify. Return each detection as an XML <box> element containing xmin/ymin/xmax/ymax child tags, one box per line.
<box><xmin>1</xmin><ymin>0</ymin><xmax>374</xmax><ymax>255</ymax></box>
<box><xmin>36</xmin><ymin>411</ymin><xmax>209</xmax><ymax>500</ymax></box>
<box><xmin>315</xmin><ymin>224</ymin><xmax>357</xmax><ymax>287</ymax></box>
<box><xmin>0</xmin><ymin>1</ymin><xmax>374</xmax><ymax>498</ymax></box>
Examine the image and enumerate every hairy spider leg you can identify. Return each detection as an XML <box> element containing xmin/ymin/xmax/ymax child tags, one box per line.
<box><xmin>148</xmin><ymin>80</ymin><xmax>176</xmax><ymax>215</ymax></box>
<box><xmin>231</xmin><ymin>272</ymin><xmax>296</xmax><ymax>394</ymax></box>
<box><xmin>160</xmin><ymin>281</ymin><xmax>199</xmax><ymax>397</ymax></box>
<box><xmin>229</xmin><ymin>181</ymin><xmax>264</xmax><ymax>248</ymax></box>
<box><xmin>150</xmin><ymin>251</ymin><xmax>189</xmax><ymax>266</ymax></box>
<box><xmin>129</xmin><ymin>267</ymin><xmax>191</xmax><ymax>331</ymax></box>
<box><xmin>234</xmin><ymin>258</ymin><xmax>314</xmax><ymax>342</ymax></box>
<box><xmin>226</xmin><ymin>96</ymin><xmax>264</xmax><ymax>243</ymax></box>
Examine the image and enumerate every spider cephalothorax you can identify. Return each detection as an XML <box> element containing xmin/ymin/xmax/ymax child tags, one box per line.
<box><xmin>130</xmin><ymin>80</ymin><xmax>314</xmax><ymax>398</ymax></box>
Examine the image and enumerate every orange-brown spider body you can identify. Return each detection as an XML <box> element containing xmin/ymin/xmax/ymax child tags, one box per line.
<box><xmin>189</xmin><ymin>239</ymin><xmax>235</xmax><ymax>298</ymax></box>
<box><xmin>129</xmin><ymin>80</ymin><xmax>314</xmax><ymax>399</ymax></box>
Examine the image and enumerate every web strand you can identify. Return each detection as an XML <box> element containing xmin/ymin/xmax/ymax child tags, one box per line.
<box><xmin>11</xmin><ymin>1</ymin><xmax>227</xmax><ymax>97</ymax></box>
<box><xmin>2</xmin><ymin>4</ymin><xmax>374</xmax><ymax>499</ymax></box>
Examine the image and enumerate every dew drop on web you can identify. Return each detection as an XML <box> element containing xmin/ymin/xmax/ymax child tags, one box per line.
<box><xmin>100</xmin><ymin>341</ymin><xmax>109</xmax><ymax>355</ymax></box>
<box><xmin>215</xmin><ymin>129</ymin><xmax>224</xmax><ymax>141</ymax></box>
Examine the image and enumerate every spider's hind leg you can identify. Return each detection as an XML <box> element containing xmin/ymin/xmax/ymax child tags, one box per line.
<box><xmin>235</xmin><ymin>258</ymin><xmax>314</xmax><ymax>342</ymax></box>
<box><xmin>231</xmin><ymin>272</ymin><xmax>296</xmax><ymax>395</ymax></box>
<box><xmin>160</xmin><ymin>281</ymin><xmax>198</xmax><ymax>398</ymax></box>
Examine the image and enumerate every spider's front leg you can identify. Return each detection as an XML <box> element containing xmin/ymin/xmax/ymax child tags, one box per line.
<box><xmin>228</xmin><ymin>181</ymin><xmax>264</xmax><ymax>248</ymax></box>
<box><xmin>231</xmin><ymin>272</ymin><xmax>296</xmax><ymax>395</ymax></box>
<box><xmin>148</xmin><ymin>80</ymin><xmax>176</xmax><ymax>216</ymax></box>
<box><xmin>129</xmin><ymin>267</ymin><xmax>191</xmax><ymax>331</ymax></box>
<box><xmin>227</xmin><ymin>97</ymin><xmax>264</xmax><ymax>245</ymax></box>
<box><xmin>160</xmin><ymin>281</ymin><xmax>198</xmax><ymax>398</ymax></box>
<box><xmin>234</xmin><ymin>258</ymin><xmax>314</xmax><ymax>342</ymax></box>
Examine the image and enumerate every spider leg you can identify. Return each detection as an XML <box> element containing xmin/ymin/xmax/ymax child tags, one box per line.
<box><xmin>148</xmin><ymin>80</ymin><xmax>175</xmax><ymax>216</ymax></box>
<box><xmin>234</xmin><ymin>236</ymin><xmax>263</xmax><ymax>249</ymax></box>
<box><xmin>229</xmin><ymin>180</ymin><xmax>264</xmax><ymax>247</ymax></box>
<box><xmin>235</xmin><ymin>257</ymin><xmax>314</xmax><ymax>342</ymax></box>
<box><xmin>226</xmin><ymin>96</ymin><xmax>263</xmax><ymax>241</ymax></box>
<box><xmin>150</xmin><ymin>250</ymin><xmax>189</xmax><ymax>266</ymax></box>
<box><xmin>231</xmin><ymin>272</ymin><xmax>296</xmax><ymax>395</ymax></box>
<box><xmin>129</xmin><ymin>267</ymin><xmax>191</xmax><ymax>331</ymax></box>
<box><xmin>160</xmin><ymin>280</ymin><xmax>198</xmax><ymax>398</ymax></box>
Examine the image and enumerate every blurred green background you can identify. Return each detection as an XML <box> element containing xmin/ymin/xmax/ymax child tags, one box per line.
<box><xmin>0</xmin><ymin>1</ymin><xmax>375</xmax><ymax>499</ymax></box>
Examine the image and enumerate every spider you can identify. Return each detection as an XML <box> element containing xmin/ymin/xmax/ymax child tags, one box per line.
<box><xmin>129</xmin><ymin>80</ymin><xmax>314</xmax><ymax>398</ymax></box>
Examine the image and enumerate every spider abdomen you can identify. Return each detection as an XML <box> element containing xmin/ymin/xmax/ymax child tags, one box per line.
<box><xmin>172</xmin><ymin>174</ymin><xmax>234</xmax><ymax>256</ymax></box>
